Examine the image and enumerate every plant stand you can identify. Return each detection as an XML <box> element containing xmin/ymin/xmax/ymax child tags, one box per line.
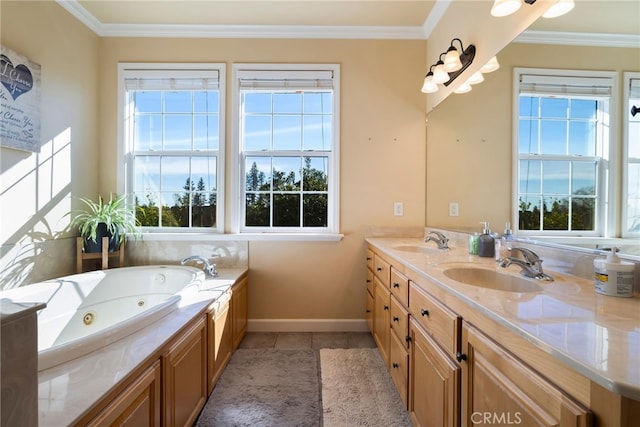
<box><xmin>76</xmin><ymin>237</ymin><xmax>125</xmax><ymax>273</ymax></box>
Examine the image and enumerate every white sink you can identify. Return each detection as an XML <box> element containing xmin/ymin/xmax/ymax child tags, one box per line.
<box><xmin>393</xmin><ymin>245</ymin><xmax>451</xmax><ymax>253</ymax></box>
<box><xmin>442</xmin><ymin>267</ymin><xmax>543</xmax><ymax>293</ymax></box>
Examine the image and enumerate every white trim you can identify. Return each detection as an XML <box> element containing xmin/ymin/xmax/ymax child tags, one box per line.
<box><xmin>247</xmin><ymin>319</ymin><xmax>369</xmax><ymax>333</ymax></box>
<box><xmin>622</xmin><ymin>72</ymin><xmax>640</xmax><ymax>238</ymax></box>
<box><xmin>422</xmin><ymin>0</ymin><xmax>452</xmax><ymax>39</ymax></box>
<box><xmin>516</xmin><ymin>30</ymin><xmax>640</xmax><ymax>48</ymax></box>
<box><xmin>137</xmin><ymin>232</ymin><xmax>343</xmax><ymax>242</ymax></box>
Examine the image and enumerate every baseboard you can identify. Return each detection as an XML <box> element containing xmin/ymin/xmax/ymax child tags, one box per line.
<box><xmin>247</xmin><ymin>318</ymin><xmax>369</xmax><ymax>333</ymax></box>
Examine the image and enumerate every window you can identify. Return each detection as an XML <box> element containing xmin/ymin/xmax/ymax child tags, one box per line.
<box><xmin>624</xmin><ymin>73</ymin><xmax>640</xmax><ymax>237</ymax></box>
<box><xmin>232</xmin><ymin>65</ymin><xmax>340</xmax><ymax>234</ymax></box>
<box><xmin>118</xmin><ymin>64</ymin><xmax>225</xmax><ymax>232</ymax></box>
<box><xmin>514</xmin><ymin>69</ymin><xmax>617</xmax><ymax>236</ymax></box>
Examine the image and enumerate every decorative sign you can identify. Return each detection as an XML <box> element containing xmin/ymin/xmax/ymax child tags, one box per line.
<box><xmin>0</xmin><ymin>45</ymin><xmax>41</xmax><ymax>152</ymax></box>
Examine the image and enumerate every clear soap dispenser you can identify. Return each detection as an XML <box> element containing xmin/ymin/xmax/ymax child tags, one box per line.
<box><xmin>478</xmin><ymin>221</ymin><xmax>495</xmax><ymax>258</ymax></box>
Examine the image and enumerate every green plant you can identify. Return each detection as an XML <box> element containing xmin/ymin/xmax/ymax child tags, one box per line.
<box><xmin>69</xmin><ymin>194</ymin><xmax>141</xmax><ymax>246</ymax></box>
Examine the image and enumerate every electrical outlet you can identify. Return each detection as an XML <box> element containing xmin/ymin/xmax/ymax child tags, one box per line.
<box><xmin>449</xmin><ymin>202</ymin><xmax>459</xmax><ymax>217</ymax></box>
<box><xmin>394</xmin><ymin>202</ymin><xmax>404</xmax><ymax>217</ymax></box>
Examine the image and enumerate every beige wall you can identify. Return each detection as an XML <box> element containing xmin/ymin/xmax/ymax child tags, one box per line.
<box><xmin>98</xmin><ymin>38</ymin><xmax>428</xmax><ymax>323</ymax></box>
<box><xmin>426</xmin><ymin>42</ymin><xmax>640</xmax><ymax>233</ymax></box>
<box><xmin>0</xmin><ymin>1</ymin><xmax>99</xmax><ymax>288</ymax></box>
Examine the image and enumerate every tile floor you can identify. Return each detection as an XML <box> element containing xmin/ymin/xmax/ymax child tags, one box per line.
<box><xmin>238</xmin><ymin>331</ymin><xmax>377</xmax><ymax>350</ymax></box>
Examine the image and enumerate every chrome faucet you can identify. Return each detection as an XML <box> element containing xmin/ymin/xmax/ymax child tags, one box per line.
<box><xmin>424</xmin><ymin>231</ymin><xmax>449</xmax><ymax>250</ymax></box>
<box><xmin>498</xmin><ymin>247</ymin><xmax>553</xmax><ymax>281</ymax></box>
<box><xmin>181</xmin><ymin>255</ymin><xmax>218</xmax><ymax>278</ymax></box>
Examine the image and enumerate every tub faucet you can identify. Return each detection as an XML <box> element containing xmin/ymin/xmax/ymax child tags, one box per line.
<box><xmin>181</xmin><ymin>255</ymin><xmax>218</xmax><ymax>278</ymax></box>
<box><xmin>498</xmin><ymin>247</ymin><xmax>553</xmax><ymax>281</ymax></box>
<box><xmin>424</xmin><ymin>231</ymin><xmax>449</xmax><ymax>250</ymax></box>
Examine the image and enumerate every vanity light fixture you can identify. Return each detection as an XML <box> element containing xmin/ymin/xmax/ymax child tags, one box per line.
<box><xmin>467</xmin><ymin>71</ymin><xmax>485</xmax><ymax>85</ymax></box>
<box><xmin>432</xmin><ymin>54</ymin><xmax>450</xmax><ymax>84</ymax></box>
<box><xmin>421</xmin><ymin>66</ymin><xmax>439</xmax><ymax>94</ymax></box>
<box><xmin>491</xmin><ymin>0</ymin><xmax>574</xmax><ymax>18</ymax></box>
<box><xmin>454</xmin><ymin>82</ymin><xmax>472</xmax><ymax>94</ymax></box>
<box><xmin>480</xmin><ymin>56</ymin><xmax>500</xmax><ymax>73</ymax></box>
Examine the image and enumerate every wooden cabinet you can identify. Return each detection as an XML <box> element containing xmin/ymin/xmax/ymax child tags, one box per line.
<box><xmin>163</xmin><ymin>316</ymin><xmax>208</xmax><ymax>427</ymax></box>
<box><xmin>373</xmin><ymin>277</ymin><xmax>391</xmax><ymax>366</ymax></box>
<box><xmin>207</xmin><ymin>295</ymin><xmax>233</xmax><ymax>394</ymax></box>
<box><xmin>389</xmin><ymin>325</ymin><xmax>409</xmax><ymax>409</ymax></box>
<box><xmin>409</xmin><ymin>318</ymin><xmax>460</xmax><ymax>427</ymax></box>
<box><xmin>460</xmin><ymin>321</ymin><xmax>591</xmax><ymax>427</ymax></box>
<box><xmin>232</xmin><ymin>276</ymin><xmax>248</xmax><ymax>350</ymax></box>
<box><xmin>86</xmin><ymin>361</ymin><xmax>161</xmax><ymax>427</ymax></box>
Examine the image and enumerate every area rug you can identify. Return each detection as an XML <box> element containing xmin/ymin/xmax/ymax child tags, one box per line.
<box><xmin>196</xmin><ymin>349</ymin><xmax>321</xmax><ymax>427</ymax></box>
<box><xmin>320</xmin><ymin>348</ymin><xmax>412</xmax><ymax>427</ymax></box>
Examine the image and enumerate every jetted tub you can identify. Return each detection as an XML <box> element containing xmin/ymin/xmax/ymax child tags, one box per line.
<box><xmin>0</xmin><ymin>265</ymin><xmax>204</xmax><ymax>371</ymax></box>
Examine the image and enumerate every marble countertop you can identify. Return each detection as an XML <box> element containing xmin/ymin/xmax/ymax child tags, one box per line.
<box><xmin>366</xmin><ymin>236</ymin><xmax>640</xmax><ymax>401</ymax></box>
<box><xmin>38</xmin><ymin>268</ymin><xmax>247</xmax><ymax>426</ymax></box>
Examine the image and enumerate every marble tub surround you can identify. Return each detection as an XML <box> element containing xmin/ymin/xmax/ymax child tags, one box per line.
<box><xmin>366</xmin><ymin>235</ymin><xmax>640</xmax><ymax>401</ymax></box>
<box><xmin>37</xmin><ymin>269</ymin><xmax>247</xmax><ymax>426</ymax></box>
<box><xmin>126</xmin><ymin>239</ymin><xmax>248</xmax><ymax>269</ymax></box>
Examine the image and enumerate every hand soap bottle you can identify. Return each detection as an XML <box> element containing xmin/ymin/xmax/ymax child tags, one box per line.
<box><xmin>477</xmin><ymin>222</ymin><xmax>495</xmax><ymax>258</ymax></box>
<box><xmin>495</xmin><ymin>221</ymin><xmax>515</xmax><ymax>261</ymax></box>
<box><xmin>594</xmin><ymin>248</ymin><xmax>635</xmax><ymax>297</ymax></box>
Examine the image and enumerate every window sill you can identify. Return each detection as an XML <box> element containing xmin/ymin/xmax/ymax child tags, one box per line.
<box><xmin>131</xmin><ymin>232</ymin><xmax>344</xmax><ymax>242</ymax></box>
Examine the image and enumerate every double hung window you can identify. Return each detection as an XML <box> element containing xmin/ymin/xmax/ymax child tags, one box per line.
<box><xmin>624</xmin><ymin>73</ymin><xmax>640</xmax><ymax>237</ymax></box>
<box><xmin>514</xmin><ymin>69</ymin><xmax>616</xmax><ymax>236</ymax></box>
<box><xmin>119</xmin><ymin>64</ymin><xmax>225</xmax><ymax>232</ymax></box>
<box><xmin>233</xmin><ymin>65</ymin><xmax>340</xmax><ymax>234</ymax></box>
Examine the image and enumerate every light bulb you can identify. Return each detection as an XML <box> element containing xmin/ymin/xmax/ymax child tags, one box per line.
<box><xmin>467</xmin><ymin>72</ymin><xmax>484</xmax><ymax>85</ymax></box>
<box><xmin>480</xmin><ymin>56</ymin><xmax>500</xmax><ymax>73</ymax></box>
<box><xmin>443</xmin><ymin>48</ymin><xmax>462</xmax><ymax>72</ymax></box>
<box><xmin>432</xmin><ymin>62</ymin><xmax>449</xmax><ymax>84</ymax></box>
<box><xmin>542</xmin><ymin>0</ymin><xmax>575</xmax><ymax>18</ymax></box>
<box><xmin>421</xmin><ymin>74</ymin><xmax>438</xmax><ymax>93</ymax></box>
<box><xmin>491</xmin><ymin>0</ymin><xmax>521</xmax><ymax>17</ymax></box>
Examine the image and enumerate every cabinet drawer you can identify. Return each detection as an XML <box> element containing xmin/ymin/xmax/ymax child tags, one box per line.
<box><xmin>390</xmin><ymin>295</ymin><xmax>409</xmax><ymax>347</ymax></box>
<box><xmin>373</xmin><ymin>253</ymin><xmax>391</xmax><ymax>287</ymax></box>
<box><xmin>366</xmin><ymin>248</ymin><xmax>374</xmax><ymax>270</ymax></box>
<box><xmin>366</xmin><ymin>268</ymin><xmax>374</xmax><ymax>296</ymax></box>
<box><xmin>390</xmin><ymin>267</ymin><xmax>409</xmax><ymax>307</ymax></box>
<box><xmin>389</xmin><ymin>331</ymin><xmax>409</xmax><ymax>410</ymax></box>
<box><xmin>409</xmin><ymin>281</ymin><xmax>460</xmax><ymax>356</ymax></box>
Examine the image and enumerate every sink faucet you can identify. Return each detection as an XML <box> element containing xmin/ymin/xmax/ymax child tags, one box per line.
<box><xmin>424</xmin><ymin>231</ymin><xmax>449</xmax><ymax>250</ymax></box>
<box><xmin>181</xmin><ymin>255</ymin><xmax>218</xmax><ymax>278</ymax></box>
<box><xmin>498</xmin><ymin>247</ymin><xmax>553</xmax><ymax>281</ymax></box>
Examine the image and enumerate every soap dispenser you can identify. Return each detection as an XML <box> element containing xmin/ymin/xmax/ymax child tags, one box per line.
<box><xmin>495</xmin><ymin>221</ymin><xmax>515</xmax><ymax>260</ymax></box>
<box><xmin>477</xmin><ymin>221</ymin><xmax>495</xmax><ymax>258</ymax></box>
<box><xmin>594</xmin><ymin>247</ymin><xmax>635</xmax><ymax>297</ymax></box>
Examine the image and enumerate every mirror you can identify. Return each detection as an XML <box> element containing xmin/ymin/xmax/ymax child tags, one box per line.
<box><xmin>425</xmin><ymin>2</ymin><xmax>640</xmax><ymax>260</ymax></box>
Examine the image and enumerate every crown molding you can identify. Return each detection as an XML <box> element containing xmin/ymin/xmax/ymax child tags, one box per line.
<box><xmin>516</xmin><ymin>30</ymin><xmax>640</xmax><ymax>48</ymax></box>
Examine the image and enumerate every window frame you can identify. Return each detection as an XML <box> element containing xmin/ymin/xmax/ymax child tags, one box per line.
<box><xmin>512</xmin><ymin>68</ymin><xmax>619</xmax><ymax>237</ymax></box>
<box><xmin>623</xmin><ymin>72</ymin><xmax>640</xmax><ymax>238</ymax></box>
<box><xmin>230</xmin><ymin>63</ymin><xmax>341</xmax><ymax>236</ymax></box>
<box><xmin>117</xmin><ymin>63</ymin><xmax>226</xmax><ymax>234</ymax></box>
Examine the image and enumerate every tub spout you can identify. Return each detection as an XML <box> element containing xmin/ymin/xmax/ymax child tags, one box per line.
<box><xmin>181</xmin><ymin>255</ymin><xmax>218</xmax><ymax>278</ymax></box>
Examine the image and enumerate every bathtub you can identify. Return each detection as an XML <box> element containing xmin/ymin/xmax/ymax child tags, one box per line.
<box><xmin>0</xmin><ymin>265</ymin><xmax>204</xmax><ymax>371</ymax></box>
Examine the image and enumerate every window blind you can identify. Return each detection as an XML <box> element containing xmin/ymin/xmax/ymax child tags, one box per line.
<box><xmin>630</xmin><ymin>78</ymin><xmax>640</xmax><ymax>99</ymax></box>
<box><xmin>123</xmin><ymin>70</ymin><xmax>220</xmax><ymax>91</ymax></box>
<box><xmin>519</xmin><ymin>74</ymin><xmax>613</xmax><ymax>98</ymax></box>
<box><xmin>237</xmin><ymin>70</ymin><xmax>334</xmax><ymax>90</ymax></box>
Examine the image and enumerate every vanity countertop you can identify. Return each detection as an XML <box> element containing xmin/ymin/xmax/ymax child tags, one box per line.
<box><xmin>366</xmin><ymin>236</ymin><xmax>640</xmax><ymax>401</ymax></box>
<box><xmin>38</xmin><ymin>268</ymin><xmax>247</xmax><ymax>426</ymax></box>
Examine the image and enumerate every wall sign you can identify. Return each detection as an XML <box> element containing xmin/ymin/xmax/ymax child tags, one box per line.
<box><xmin>0</xmin><ymin>45</ymin><xmax>41</xmax><ymax>153</ymax></box>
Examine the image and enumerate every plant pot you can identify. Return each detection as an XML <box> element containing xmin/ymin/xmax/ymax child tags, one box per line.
<box><xmin>83</xmin><ymin>222</ymin><xmax>120</xmax><ymax>253</ymax></box>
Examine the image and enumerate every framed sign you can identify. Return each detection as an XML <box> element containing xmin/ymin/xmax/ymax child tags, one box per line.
<box><xmin>0</xmin><ymin>45</ymin><xmax>41</xmax><ymax>153</ymax></box>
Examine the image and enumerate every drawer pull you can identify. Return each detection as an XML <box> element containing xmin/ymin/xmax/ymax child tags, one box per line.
<box><xmin>393</xmin><ymin>282</ymin><xmax>400</xmax><ymax>288</ymax></box>
<box><xmin>377</xmin><ymin>267</ymin><xmax>383</xmax><ymax>272</ymax></box>
<box><xmin>366</xmin><ymin>309</ymin><xmax>371</xmax><ymax>313</ymax></box>
<box><xmin>392</xmin><ymin>363</ymin><xmax>399</xmax><ymax>369</ymax></box>
<box><xmin>456</xmin><ymin>352</ymin><xmax>467</xmax><ymax>362</ymax></box>
<box><xmin>420</xmin><ymin>309</ymin><xmax>430</xmax><ymax>317</ymax></box>
<box><xmin>366</xmin><ymin>257</ymin><xmax>372</xmax><ymax>261</ymax></box>
<box><xmin>405</xmin><ymin>336</ymin><xmax>412</xmax><ymax>343</ymax></box>
<box><xmin>366</xmin><ymin>279</ymin><xmax>371</xmax><ymax>283</ymax></box>
<box><xmin>384</xmin><ymin>305</ymin><xmax>389</xmax><ymax>311</ymax></box>
<box><xmin>393</xmin><ymin>316</ymin><xmax>399</xmax><ymax>322</ymax></box>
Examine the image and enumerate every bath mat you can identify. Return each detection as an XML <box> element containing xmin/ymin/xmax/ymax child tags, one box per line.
<box><xmin>196</xmin><ymin>348</ymin><xmax>321</xmax><ymax>427</ymax></box>
<box><xmin>320</xmin><ymin>348</ymin><xmax>412</xmax><ymax>427</ymax></box>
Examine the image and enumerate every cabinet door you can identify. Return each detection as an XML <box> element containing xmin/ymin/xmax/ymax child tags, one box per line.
<box><xmin>373</xmin><ymin>277</ymin><xmax>391</xmax><ymax>366</ymax></box>
<box><xmin>389</xmin><ymin>330</ymin><xmax>409</xmax><ymax>410</ymax></box>
<box><xmin>208</xmin><ymin>298</ymin><xmax>233</xmax><ymax>394</ymax></box>
<box><xmin>232</xmin><ymin>276</ymin><xmax>248</xmax><ymax>350</ymax></box>
<box><xmin>163</xmin><ymin>316</ymin><xmax>207</xmax><ymax>427</ymax></box>
<box><xmin>409</xmin><ymin>319</ymin><xmax>460</xmax><ymax>427</ymax></box>
<box><xmin>460</xmin><ymin>322</ymin><xmax>591</xmax><ymax>427</ymax></box>
<box><xmin>87</xmin><ymin>360</ymin><xmax>161</xmax><ymax>427</ymax></box>
<box><xmin>366</xmin><ymin>285</ymin><xmax>374</xmax><ymax>334</ymax></box>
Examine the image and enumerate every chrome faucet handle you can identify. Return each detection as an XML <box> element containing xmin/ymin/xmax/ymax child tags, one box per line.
<box><xmin>181</xmin><ymin>255</ymin><xmax>218</xmax><ymax>278</ymax></box>
<box><xmin>424</xmin><ymin>231</ymin><xmax>449</xmax><ymax>249</ymax></box>
<box><xmin>507</xmin><ymin>246</ymin><xmax>540</xmax><ymax>264</ymax></box>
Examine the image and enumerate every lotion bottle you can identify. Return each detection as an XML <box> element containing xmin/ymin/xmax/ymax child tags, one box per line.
<box><xmin>477</xmin><ymin>222</ymin><xmax>495</xmax><ymax>258</ymax></box>
<box><xmin>594</xmin><ymin>248</ymin><xmax>635</xmax><ymax>297</ymax></box>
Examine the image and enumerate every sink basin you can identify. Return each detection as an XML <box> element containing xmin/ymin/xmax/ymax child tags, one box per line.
<box><xmin>393</xmin><ymin>245</ymin><xmax>450</xmax><ymax>253</ymax></box>
<box><xmin>442</xmin><ymin>267</ymin><xmax>543</xmax><ymax>293</ymax></box>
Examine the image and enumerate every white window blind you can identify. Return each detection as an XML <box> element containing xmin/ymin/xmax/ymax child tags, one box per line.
<box><xmin>237</xmin><ymin>70</ymin><xmax>334</xmax><ymax>90</ymax></box>
<box><xmin>630</xmin><ymin>78</ymin><xmax>640</xmax><ymax>98</ymax></box>
<box><xmin>124</xmin><ymin>70</ymin><xmax>220</xmax><ymax>91</ymax></box>
<box><xmin>519</xmin><ymin>74</ymin><xmax>613</xmax><ymax>98</ymax></box>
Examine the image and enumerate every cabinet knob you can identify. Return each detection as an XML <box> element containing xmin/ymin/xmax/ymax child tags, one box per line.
<box><xmin>377</xmin><ymin>267</ymin><xmax>383</xmax><ymax>272</ymax></box>
<box><xmin>456</xmin><ymin>352</ymin><xmax>467</xmax><ymax>362</ymax></box>
<box><xmin>392</xmin><ymin>363</ymin><xmax>399</xmax><ymax>369</ymax></box>
<box><xmin>405</xmin><ymin>336</ymin><xmax>412</xmax><ymax>343</ymax></box>
<box><xmin>366</xmin><ymin>309</ymin><xmax>371</xmax><ymax>313</ymax></box>
<box><xmin>384</xmin><ymin>305</ymin><xmax>389</xmax><ymax>311</ymax></box>
<box><xmin>393</xmin><ymin>316</ymin><xmax>399</xmax><ymax>322</ymax></box>
<box><xmin>366</xmin><ymin>279</ymin><xmax>371</xmax><ymax>283</ymax></box>
<box><xmin>393</xmin><ymin>282</ymin><xmax>400</xmax><ymax>288</ymax></box>
<box><xmin>366</xmin><ymin>257</ymin><xmax>372</xmax><ymax>261</ymax></box>
<box><xmin>420</xmin><ymin>309</ymin><xmax>429</xmax><ymax>317</ymax></box>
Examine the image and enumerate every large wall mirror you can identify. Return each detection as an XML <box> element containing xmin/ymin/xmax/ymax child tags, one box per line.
<box><xmin>425</xmin><ymin>1</ymin><xmax>640</xmax><ymax>259</ymax></box>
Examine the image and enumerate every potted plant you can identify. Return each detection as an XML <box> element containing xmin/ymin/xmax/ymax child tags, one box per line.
<box><xmin>69</xmin><ymin>194</ymin><xmax>141</xmax><ymax>253</ymax></box>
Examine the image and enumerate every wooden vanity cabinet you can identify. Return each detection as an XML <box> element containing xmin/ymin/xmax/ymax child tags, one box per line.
<box><xmin>207</xmin><ymin>294</ymin><xmax>233</xmax><ymax>395</ymax></box>
<box><xmin>232</xmin><ymin>275</ymin><xmax>248</xmax><ymax>350</ymax></box>
<box><xmin>373</xmin><ymin>277</ymin><xmax>391</xmax><ymax>366</ymax></box>
<box><xmin>163</xmin><ymin>316</ymin><xmax>208</xmax><ymax>427</ymax></box>
<box><xmin>459</xmin><ymin>321</ymin><xmax>591</xmax><ymax>427</ymax></box>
